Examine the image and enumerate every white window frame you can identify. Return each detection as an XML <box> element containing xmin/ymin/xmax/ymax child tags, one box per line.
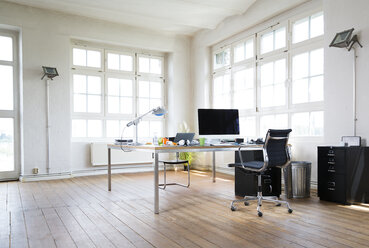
<box><xmin>71</xmin><ymin>42</ymin><xmax>166</xmax><ymax>142</ymax></box>
<box><xmin>211</xmin><ymin>9</ymin><xmax>324</xmax><ymax>139</ymax></box>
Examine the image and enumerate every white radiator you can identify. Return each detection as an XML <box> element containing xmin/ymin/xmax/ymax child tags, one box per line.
<box><xmin>90</xmin><ymin>143</ymin><xmax>154</xmax><ymax>166</ymax></box>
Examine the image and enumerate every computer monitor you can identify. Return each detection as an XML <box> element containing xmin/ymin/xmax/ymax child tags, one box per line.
<box><xmin>198</xmin><ymin>109</ymin><xmax>240</xmax><ymax>137</ymax></box>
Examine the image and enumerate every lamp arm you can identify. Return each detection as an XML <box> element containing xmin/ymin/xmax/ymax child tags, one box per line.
<box><xmin>126</xmin><ymin>108</ymin><xmax>157</xmax><ymax>127</ymax></box>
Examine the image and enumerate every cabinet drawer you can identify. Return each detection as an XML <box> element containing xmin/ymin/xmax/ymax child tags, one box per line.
<box><xmin>319</xmin><ymin>174</ymin><xmax>347</xmax><ymax>204</ymax></box>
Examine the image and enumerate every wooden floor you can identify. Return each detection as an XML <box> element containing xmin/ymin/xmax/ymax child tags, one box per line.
<box><xmin>0</xmin><ymin>170</ymin><xmax>369</xmax><ymax>248</ymax></box>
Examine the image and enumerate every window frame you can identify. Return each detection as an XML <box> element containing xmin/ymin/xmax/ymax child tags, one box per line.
<box><xmin>70</xmin><ymin>42</ymin><xmax>166</xmax><ymax>142</ymax></box>
<box><xmin>257</xmin><ymin>22</ymin><xmax>288</xmax><ymax>60</ymax></box>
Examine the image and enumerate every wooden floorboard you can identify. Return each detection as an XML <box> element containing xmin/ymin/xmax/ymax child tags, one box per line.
<box><xmin>0</xmin><ymin>171</ymin><xmax>369</xmax><ymax>247</ymax></box>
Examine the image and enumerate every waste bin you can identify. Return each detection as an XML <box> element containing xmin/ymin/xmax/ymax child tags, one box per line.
<box><xmin>283</xmin><ymin>161</ymin><xmax>311</xmax><ymax>198</ymax></box>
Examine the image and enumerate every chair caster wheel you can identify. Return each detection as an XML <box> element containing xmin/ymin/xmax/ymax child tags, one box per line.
<box><xmin>244</xmin><ymin>201</ymin><xmax>249</xmax><ymax>206</ymax></box>
<box><xmin>258</xmin><ymin>211</ymin><xmax>263</xmax><ymax>217</ymax></box>
<box><xmin>231</xmin><ymin>206</ymin><xmax>237</xmax><ymax>211</ymax></box>
<box><xmin>276</xmin><ymin>203</ymin><xmax>281</xmax><ymax>206</ymax></box>
<box><xmin>288</xmin><ymin>208</ymin><xmax>293</xmax><ymax>214</ymax></box>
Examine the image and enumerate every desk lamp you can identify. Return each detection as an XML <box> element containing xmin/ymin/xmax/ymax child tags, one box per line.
<box><xmin>126</xmin><ymin>106</ymin><xmax>166</xmax><ymax>145</ymax></box>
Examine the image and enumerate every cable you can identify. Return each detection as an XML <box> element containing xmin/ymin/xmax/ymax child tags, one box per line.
<box><xmin>119</xmin><ymin>125</ymin><xmax>132</xmax><ymax>152</ymax></box>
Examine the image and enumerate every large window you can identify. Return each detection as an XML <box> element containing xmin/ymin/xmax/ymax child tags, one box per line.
<box><xmin>71</xmin><ymin>44</ymin><xmax>165</xmax><ymax>141</ymax></box>
<box><xmin>212</xmin><ymin>10</ymin><xmax>324</xmax><ymax>138</ymax></box>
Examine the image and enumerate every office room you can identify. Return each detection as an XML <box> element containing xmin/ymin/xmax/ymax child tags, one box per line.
<box><xmin>0</xmin><ymin>0</ymin><xmax>369</xmax><ymax>247</ymax></box>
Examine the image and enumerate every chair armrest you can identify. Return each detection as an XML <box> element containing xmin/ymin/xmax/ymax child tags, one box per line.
<box><xmin>236</xmin><ymin>146</ymin><xmax>268</xmax><ymax>172</ymax></box>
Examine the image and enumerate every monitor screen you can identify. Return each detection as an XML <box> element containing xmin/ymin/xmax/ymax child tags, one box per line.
<box><xmin>198</xmin><ymin>109</ymin><xmax>240</xmax><ymax>135</ymax></box>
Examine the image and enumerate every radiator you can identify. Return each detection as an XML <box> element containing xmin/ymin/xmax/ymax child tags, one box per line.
<box><xmin>90</xmin><ymin>143</ymin><xmax>154</xmax><ymax>166</ymax></box>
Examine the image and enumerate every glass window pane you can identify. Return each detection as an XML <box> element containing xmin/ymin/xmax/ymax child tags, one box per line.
<box><xmin>87</xmin><ymin>95</ymin><xmax>101</xmax><ymax>113</ymax></box>
<box><xmin>261</xmin><ymin>62</ymin><xmax>273</xmax><ymax>86</ymax></box>
<box><xmin>292</xmin><ymin>52</ymin><xmax>309</xmax><ymax>79</ymax></box>
<box><xmin>274</xmin><ymin>84</ymin><xmax>286</xmax><ymax>106</ymax></box>
<box><xmin>0</xmin><ymin>65</ymin><xmax>13</xmax><ymax>110</ymax></box>
<box><xmin>310</xmin><ymin>76</ymin><xmax>324</xmax><ymax>102</ymax></box>
<box><xmin>239</xmin><ymin>116</ymin><xmax>256</xmax><ymax>137</ymax></box>
<box><xmin>87</xmin><ymin>120</ymin><xmax>102</xmax><ymax>137</ymax></box>
<box><xmin>150</xmin><ymin>99</ymin><xmax>162</xmax><ymax>109</ymax></box>
<box><xmin>245</xmin><ymin>39</ymin><xmax>254</xmax><ymax>59</ymax></box>
<box><xmin>139</xmin><ymin>98</ymin><xmax>150</xmax><ymax>114</ymax></box>
<box><xmin>138</xmin><ymin>121</ymin><xmax>150</xmax><ymax>138</ymax></box>
<box><xmin>275</xmin><ymin>114</ymin><xmax>288</xmax><ymax>129</ymax></box>
<box><xmin>108</xmin><ymin>96</ymin><xmax>119</xmax><ymax>113</ymax></box>
<box><xmin>311</xmin><ymin>12</ymin><xmax>324</xmax><ymax>38</ymax></box>
<box><xmin>260</xmin><ymin>115</ymin><xmax>274</xmax><ymax>136</ymax></box>
<box><xmin>108</xmin><ymin>53</ymin><xmax>119</xmax><ymax>70</ymax></box>
<box><xmin>73</xmin><ymin>95</ymin><xmax>86</xmax><ymax>112</ymax></box>
<box><xmin>0</xmin><ymin>118</ymin><xmax>14</xmax><ymax>172</ymax></box>
<box><xmin>139</xmin><ymin>80</ymin><xmax>150</xmax><ymax>97</ymax></box>
<box><xmin>0</xmin><ymin>36</ymin><xmax>13</xmax><ymax>61</ymax></box>
<box><xmin>234</xmin><ymin>43</ymin><xmax>245</xmax><ymax>63</ymax></box>
<box><xmin>139</xmin><ymin>57</ymin><xmax>150</xmax><ymax>73</ymax></box>
<box><xmin>213</xmin><ymin>76</ymin><xmax>223</xmax><ymax>95</ymax></box>
<box><xmin>108</xmin><ymin>78</ymin><xmax>120</xmax><ymax>96</ymax></box>
<box><xmin>274</xmin><ymin>59</ymin><xmax>286</xmax><ymax>84</ymax></box>
<box><xmin>150</xmin><ymin>82</ymin><xmax>162</xmax><ymax>98</ymax></box>
<box><xmin>291</xmin><ymin>112</ymin><xmax>309</xmax><ymax>136</ymax></box>
<box><xmin>292</xmin><ymin>79</ymin><xmax>309</xmax><ymax>104</ymax></box>
<box><xmin>214</xmin><ymin>52</ymin><xmax>224</xmax><ymax>69</ymax></box>
<box><xmin>261</xmin><ymin>86</ymin><xmax>273</xmax><ymax>107</ymax></box>
<box><xmin>150</xmin><ymin>58</ymin><xmax>162</xmax><ymax>74</ymax></box>
<box><xmin>73</xmin><ymin>75</ymin><xmax>87</xmax><ymax>94</ymax></box>
<box><xmin>310</xmin><ymin>111</ymin><xmax>324</xmax><ymax>136</ymax></box>
<box><xmin>72</xmin><ymin>119</ymin><xmax>86</xmax><ymax>137</ymax></box>
<box><xmin>73</xmin><ymin>48</ymin><xmax>86</xmax><ymax>66</ymax></box>
<box><xmin>87</xmin><ymin>76</ymin><xmax>101</xmax><ymax>94</ymax></box>
<box><xmin>310</xmin><ymin>48</ymin><xmax>324</xmax><ymax>76</ymax></box>
<box><xmin>120</xmin><ymin>79</ymin><xmax>133</xmax><ymax>97</ymax></box>
<box><xmin>106</xmin><ymin>120</ymin><xmax>119</xmax><ymax>138</ymax></box>
<box><xmin>293</xmin><ymin>18</ymin><xmax>309</xmax><ymax>43</ymax></box>
<box><xmin>87</xmin><ymin>50</ymin><xmax>101</xmax><ymax>68</ymax></box>
<box><xmin>120</xmin><ymin>97</ymin><xmax>133</xmax><ymax>114</ymax></box>
<box><xmin>121</xmin><ymin>121</ymin><xmax>134</xmax><ymax>138</ymax></box>
<box><xmin>234</xmin><ymin>70</ymin><xmax>246</xmax><ymax>90</ymax></box>
<box><xmin>150</xmin><ymin>121</ymin><xmax>162</xmax><ymax>137</ymax></box>
<box><xmin>275</xmin><ymin>27</ymin><xmax>286</xmax><ymax>50</ymax></box>
<box><xmin>261</xmin><ymin>32</ymin><xmax>273</xmax><ymax>54</ymax></box>
<box><xmin>120</xmin><ymin>55</ymin><xmax>133</xmax><ymax>71</ymax></box>
<box><xmin>224</xmin><ymin>49</ymin><xmax>230</xmax><ymax>66</ymax></box>
<box><xmin>223</xmin><ymin>74</ymin><xmax>231</xmax><ymax>93</ymax></box>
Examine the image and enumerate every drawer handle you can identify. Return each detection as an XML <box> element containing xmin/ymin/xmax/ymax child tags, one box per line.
<box><xmin>328</xmin><ymin>169</ymin><xmax>336</xmax><ymax>173</ymax></box>
<box><xmin>328</xmin><ymin>187</ymin><xmax>335</xmax><ymax>191</ymax></box>
<box><xmin>328</xmin><ymin>161</ymin><xmax>335</xmax><ymax>165</ymax></box>
<box><xmin>327</xmin><ymin>154</ymin><xmax>335</xmax><ymax>157</ymax></box>
<box><xmin>327</xmin><ymin>182</ymin><xmax>335</xmax><ymax>187</ymax></box>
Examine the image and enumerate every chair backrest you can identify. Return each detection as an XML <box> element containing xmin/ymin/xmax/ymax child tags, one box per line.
<box><xmin>263</xmin><ymin>129</ymin><xmax>292</xmax><ymax>168</ymax></box>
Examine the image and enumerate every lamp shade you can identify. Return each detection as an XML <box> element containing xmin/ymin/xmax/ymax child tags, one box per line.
<box><xmin>152</xmin><ymin>106</ymin><xmax>166</xmax><ymax>116</ymax></box>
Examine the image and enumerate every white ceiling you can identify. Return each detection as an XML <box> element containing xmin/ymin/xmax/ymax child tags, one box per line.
<box><xmin>5</xmin><ymin>0</ymin><xmax>259</xmax><ymax>35</ymax></box>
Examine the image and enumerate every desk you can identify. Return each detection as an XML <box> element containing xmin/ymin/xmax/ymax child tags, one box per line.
<box><xmin>107</xmin><ymin>144</ymin><xmax>263</xmax><ymax>213</ymax></box>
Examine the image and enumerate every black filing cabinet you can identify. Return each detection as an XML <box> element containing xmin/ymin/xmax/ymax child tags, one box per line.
<box><xmin>234</xmin><ymin>150</ymin><xmax>281</xmax><ymax>197</ymax></box>
<box><xmin>318</xmin><ymin>146</ymin><xmax>369</xmax><ymax>204</ymax></box>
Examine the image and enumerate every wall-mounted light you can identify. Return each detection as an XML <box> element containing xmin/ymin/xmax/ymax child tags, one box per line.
<box><xmin>41</xmin><ymin>66</ymin><xmax>59</xmax><ymax>80</ymax></box>
<box><xmin>329</xmin><ymin>28</ymin><xmax>363</xmax><ymax>51</ymax></box>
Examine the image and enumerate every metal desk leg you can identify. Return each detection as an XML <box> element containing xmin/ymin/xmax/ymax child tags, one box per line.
<box><xmin>154</xmin><ymin>152</ymin><xmax>159</xmax><ymax>214</ymax></box>
<box><xmin>212</xmin><ymin>151</ymin><xmax>216</xmax><ymax>182</ymax></box>
<box><xmin>108</xmin><ymin>148</ymin><xmax>111</xmax><ymax>191</ymax></box>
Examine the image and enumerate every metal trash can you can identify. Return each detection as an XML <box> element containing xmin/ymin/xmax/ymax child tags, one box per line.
<box><xmin>283</xmin><ymin>161</ymin><xmax>311</xmax><ymax>198</ymax></box>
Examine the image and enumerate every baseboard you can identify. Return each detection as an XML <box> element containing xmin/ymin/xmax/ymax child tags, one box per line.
<box><xmin>20</xmin><ymin>164</ymin><xmax>158</xmax><ymax>182</ymax></box>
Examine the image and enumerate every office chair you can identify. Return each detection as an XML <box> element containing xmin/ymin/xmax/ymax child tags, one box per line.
<box><xmin>229</xmin><ymin>129</ymin><xmax>293</xmax><ymax>217</ymax></box>
<box><xmin>159</xmin><ymin>152</ymin><xmax>190</xmax><ymax>189</ymax></box>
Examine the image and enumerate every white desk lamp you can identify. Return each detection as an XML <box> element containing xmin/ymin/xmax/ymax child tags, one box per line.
<box><xmin>126</xmin><ymin>106</ymin><xmax>166</xmax><ymax>145</ymax></box>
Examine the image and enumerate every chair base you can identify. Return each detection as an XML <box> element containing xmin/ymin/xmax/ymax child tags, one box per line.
<box><xmin>159</xmin><ymin>161</ymin><xmax>190</xmax><ymax>190</ymax></box>
<box><xmin>230</xmin><ymin>175</ymin><xmax>292</xmax><ymax>217</ymax></box>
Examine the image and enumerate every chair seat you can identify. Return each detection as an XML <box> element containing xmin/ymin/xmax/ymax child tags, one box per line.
<box><xmin>160</xmin><ymin>160</ymin><xmax>188</xmax><ymax>165</ymax></box>
<box><xmin>228</xmin><ymin>161</ymin><xmax>264</xmax><ymax>169</ymax></box>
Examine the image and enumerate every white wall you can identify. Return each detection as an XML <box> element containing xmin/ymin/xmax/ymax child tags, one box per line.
<box><xmin>0</xmin><ymin>1</ymin><xmax>192</xmax><ymax>177</ymax></box>
<box><xmin>324</xmin><ymin>0</ymin><xmax>369</xmax><ymax>144</ymax></box>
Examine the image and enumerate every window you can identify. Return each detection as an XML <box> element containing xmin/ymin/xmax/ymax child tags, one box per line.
<box><xmin>233</xmin><ymin>38</ymin><xmax>254</xmax><ymax>63</ymax></box>
<box><xmin>260</xmin><ymin>58</ymin><xmax>287</xmax><ymax>108</ymax></box>
<box><xmin>71</xmin><ymin>44</ymin><xmax>165</xmax><ymax>141</ymax></box>
<box><xmin>72</xmin><ymin>48</ymin><xmax>102</xmax><ymax>68</ymax></box>
<box><xmin>213</xmin><ymin>48</ymin><xmax>230</xmax><ymax>70</ymax></box>
<box><xmin>292</xmin><ymin>48</ymin><xmax>324</xmax><ymax>104</ymax></box>
<box><xmin>293</xmin><ymin>12</ymin><xmax>324</xmax><ymax>44</ymax></box>
<box><xmin>291</xmin><ymin>111</ymin><xmax>323</xmax><ymax>136</ymax></box>
<box><xmin>260</xmin><ymin>27</ymin><xmax>286</xmax><ymax>54</ymax></box>
<box><xmin>212</xmin><ymin>10</ymin><xmax>324</xmax><ymax>138</ymax></box>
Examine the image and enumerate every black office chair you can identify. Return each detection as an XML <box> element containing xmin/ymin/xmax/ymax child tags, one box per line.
<box><xmin>159</xmin><ymin>152</ymin><xmax>190</xmax><ymax>190</ymax></box>
<box><xmin>229</xmin><ymin>129</ymin><xmax>293</xmax><ymax>217</ymax></box>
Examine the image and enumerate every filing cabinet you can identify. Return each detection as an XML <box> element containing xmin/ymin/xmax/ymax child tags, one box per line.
<box><xmin>318</xmin><ymin>146</ymin><xmax>369</xmax><ymax>204</ymax></box>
